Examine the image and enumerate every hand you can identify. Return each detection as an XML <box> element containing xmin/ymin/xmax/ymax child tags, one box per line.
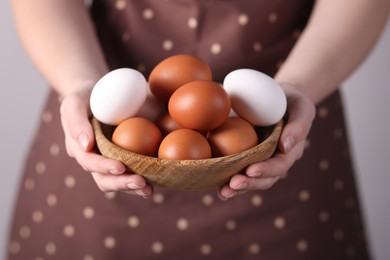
<box><xmin>59</xmin><ymin>82</ymin><xmax>153</xmax><ymax>198</ymax></box>
<box><xmin>218</xmin><ymin>83</ymin><xmax>316</xmax><ymax>200</ymax></box>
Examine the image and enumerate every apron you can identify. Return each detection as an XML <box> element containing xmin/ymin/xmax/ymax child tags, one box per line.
<box><xmin>8</xmin><ymin>1</ymin><xmax>370</xmax><ymax>259</ymax></box>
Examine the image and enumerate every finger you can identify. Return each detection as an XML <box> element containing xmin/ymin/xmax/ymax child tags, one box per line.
<box><xmin>229</xmin><ymin>174</ymin><xmax>280</xmax><ymax>191</ymax></box>
<box><xmin>279</xmin><ymin>84</ymin><xmax>316</xmax><ymax>153</ymax></box>
<box><xmin>91</xmin><ymin>172</ymin><xmax>153</xmax><ymax>197</ymax></box>
<box><xmin>68</xmin><ymin>137</ymin><xmax>126</xmax><ymax>174</ymax></box>
<box><xmin>60</xmin><ymin>94</ymin><xmax>94</xmax><ymax>152</ymax></box>
<box><xmin>246</xmin><ymin>139</ymin><xmax>305</xmax><ymax>178</ymax></box>
<box><xmin>217</xmin><ymin>185</ymin><xmax>237</xmax><ymax>201</ymax></box>
<box><xmin>218</xmin><ymin>184</ymin><xmax>249</xmax><ymax>200</ymax></box>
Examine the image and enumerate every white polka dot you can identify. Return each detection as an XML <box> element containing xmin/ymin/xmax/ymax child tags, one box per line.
<box><xmin>115</xmin><ymin>0</ymin><xmax>126</xmax><ymax>10</ymax></box>
<box><xmin>153</xmin><ymin>193</ymin><xmax>165</xmax><ymax>204</ymax></box>
<box><xmin>83</xmin><ymin>206</ymin><xmax>95</xmax><ymax>219</ymax></box>
<box><xmin>318</xmin><ymin>106</ymin><xmax>328</xmax><ymax>118</ymax></box>
<box><xmin>128</xmin><ymin>215</ymin><xmax>140</xmax><ymax>228</ymax></box>
<box><xmin>47</xmin><ymin>193</ymin><xmax>58</xmax><ymax>207</ymax></box>
<box><xmin>253</xmin><ymin>41</ymin><xmax>262</xmax><ymax>52</ymax></box>
<box><xmin>274</xmin><ymin>217</ymin><xmax>286</xmax><ymax>229</ymax></box>
<box><xmin>200</xmin><ymin>244</ymin><xmax>212</xmax><ymax>255</ymax></box>
<box><xmin>210</xmin><ymin>43</ymin><xmax>222</xmax><ymax>55</ymax></box>
<box><xmin>45</xmin><ymin>242</ymin><xmax>57</xmax><ymax>255</ymax></box>
<box><xmin>8</xmin><ymin>241</ymin><xmax>21</xmax><ymax>254</ymax></box>
<box><xmin>334</xmin><ymin>179</ymin><xmax>344</xmax><ymax>190</ymax></box>
<box><xmin>143</xmin><ymin>8</ymin><xmax>154</xmax><ymax>20</ymax></box>
<box><xmin>225</xmin><ymin>219</ymin><xmax>237</xmax><ymax>231</ymax></box>
<box><xmin>136</xmin><ymin>63</ymin><xmax>146</xmax><ymax>73</ymax></box>
<box><xmin>345</xmin><ymin>246</ymin><xmax>357</xmax><ymax>258</ymax></box>
<box><xmin>202</xmin><ymin>194</ymin><xmax>214</xmax><ymax>206</ymax></box>
<box><xmin>251</xmin><ymin>194</ymin><xmax>263</xmax><ymax>206</ymax></box>
<box><xmin>268</xmin><ymin>12</ymin><xmax>278</xmax><ymax>23</ymax></box>
<box><xmin>188</xmin><ymin>17</ymin><xmax>198</xmax><ymax>29</ymax></box>
<box><xmin>64</xmin><ymin>175</ymin><xmax>76</xmax><ymax>188</ymax></box>
<box><xmin>333</xmin><ymin>128</ymin><xmax>343</xmax><ymax>139</ymax></box>
<box><xmin>50</xmin><ymin>143</ymin><xmax>60</xmax><ymax>156</ymax></box>
<box><xmin>151</xmin><ymin>241</ymin><xmax>164</xmax><ymax>254</ymax></box>
<box><xmin>319</xmin><ymin>210</ymin><xmax>330</xmax><ymax>222</ymax></box>
<box><xmin>276</xmin><ymin>60</ymin><xmax>284</xmax><ymax>69</ymax></box>
<box><xmin>345</xmin><ymin>198</ymin><xmax>355</xmax><ymax>209</ymax></box>
<box><xmin>83</xmin><ymin>255</ymin><xmax>94</xmax><ymax>260</ymax></box>
<box><xmin>162</xmin><ymin>40</ymin><xmax>174</xmax><ymax>51</ymax></box>
<box><xmin>19</xmin><ymin>226</ymin><xmax>31</xmax><ymax>239</ymax></box>
<box><xmin>42</xmin><ymin>110</ymin><xmax>53</xmax><ymax>123</ymax></box>
<box><xmin>304</xmin><ymin>139</ymin><xmax>311</xmax><ymax>150</ymax></box>
<box><xmin>248</xmin><ymin>243</ymin><xmax>261</xmax><ymax>254</ymax></box>
<box><xmin>63</xmin><ymin>224</ymin><xmax>75</xmax><ymax>237</ymax></box>
<box><xmin>104</xmin><ymin>192</ymin><xmax>117</xmax><ymax>200</ymax></box>
<box><xmin>292</xmin><ymin>30</ymin><xmax>301</xmax><ymax>39</ymax></box>
<box><xmin>299</xmin><ymin>190</ymin><xmax>310</xmax><ymax>202</ymax></box>
<box><xmin>334</xmin><ymin>229</ymin><xmax>344</xmax><ymax>241</ymax></box>
<box><xmin>35</xmin><ymin>161</ymin><xmax>46</xmax><ymax>175</ymax></box>
<box><xmin>24</xmin><ymin>178</ymin><xmax>35</xmax><ymax>191</ymax></box>
<box><xmin>121</xmin><ymin>32</ymin><xmax>130</xmax><ymax>42</ymax></box>
<box><xmin>104</xmin><ymin>236</ymin><xmax>116</xmax><ymax>249</ymax></box>
<box><xmin>177</xmin><ymin>218</ymin><xmax>189</xmax><ymax>231</ymax></box>
<box><xmin>237</xmin><ymin>14</ymin><xmax>249</xmax><ymax>25</ymax></box>
<box><xmin>32</xmin><ymin>210</ymin><xmax>44</xmax><ymax>223</ymax></box>
<box><xmin>297</xmin><ymin>240</ymin><xmax>308</xmax><ymax>252</ymax></box>
<box><xmin>319</xmin><ymin>159</ymin><xmax>330</xmax><ymax>172</ymax></box>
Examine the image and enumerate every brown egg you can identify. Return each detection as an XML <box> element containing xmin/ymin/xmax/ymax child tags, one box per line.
<box><xmin>168</xmin><ymin>80</ymin><xmax>231</xmax><ymax>131</ymax></box>
<box><xmin>112</xmin><ymin>117</ymin><xmax>162</xmax><ymax>157</ymax></box>
<box><xmin>156</xmin><ymin>112</ymin><xmax>184</xmax><ymax>136</ymax></box>
<box><xmin>158</xmin><ymin>129</ymin><xmax>212</xmax><ymax>160</ymax></box>
<box><xmin>148</xmin><ymin>54</ymin><xmax>212</xmax><ymax>102</ymax></box>
<box><xmin>208</xmin><ymin>117</ymin><xmax>259</xmax><ymax>157</ymax></box>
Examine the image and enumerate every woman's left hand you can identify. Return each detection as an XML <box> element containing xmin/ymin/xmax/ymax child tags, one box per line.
<box><xmin>218</xmin><ymin>83</ymin><xmax>316</xmax><ymax>200</ymax></box>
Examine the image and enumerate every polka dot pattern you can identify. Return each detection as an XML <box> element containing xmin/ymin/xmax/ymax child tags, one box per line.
<box><xmin>7</xmin><ymin>1</ymin><xmax>370</xmax><ymax>259</ymax></box>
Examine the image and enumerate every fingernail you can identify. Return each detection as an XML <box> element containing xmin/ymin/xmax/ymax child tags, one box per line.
<box><xmin>228</xmin><ymin>190</ymin><xmax>237</xmax><ymax>198</ymax></box>
<box><xmin>224</xmin><ymin>190</ymin><xmax>236</xmax><ymax>200</ymax></box>
<box><xmin>247</xmin><ymin>171</ymin><xmax>262</xmax><ymax>177</ymax></box>
<box><xmin>283</xmin><ymin>136</ymin><xmax>294</xmax><ymax>153</ymax></box>
<box><xmin>233</xmin><ymin>182</ymin><xmax>248</xmax><ymax>190</ymax></box>
<box><xmin>109</xmin><ymin>169</ymin><xmax>124</xmax><ymax>175</ymax></box>
<box><xmin>78</xmin><ymin>133</ymin><xmax>89</xmax><ymax>151</ymax></box>
<box><xmin>127</xmin><ymin>183</ymin><xmax>143</xmax><ymax>189</ymax></box>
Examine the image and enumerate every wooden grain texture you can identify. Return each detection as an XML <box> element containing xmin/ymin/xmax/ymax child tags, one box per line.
<box><xmin>92</xmin><ymin>117</ymin><xmax>283</xmax><ymax>191</ymax></box>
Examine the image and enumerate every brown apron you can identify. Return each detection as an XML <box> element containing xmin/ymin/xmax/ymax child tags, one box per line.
<box><xmin>8</xmin><ymin>0</ymin><xmax>370</xmax><ymax>259</ymax></box>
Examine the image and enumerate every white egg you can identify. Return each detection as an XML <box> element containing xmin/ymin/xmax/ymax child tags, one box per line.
<box><xmin>223</xmin><ymin>69</ymin><xmax>287</xmax><ymax>126</ymax></box>
<box><xmin>90</xmin><ymin>68</ymin><xmax>148</xmax><ymax>125</ymax></box>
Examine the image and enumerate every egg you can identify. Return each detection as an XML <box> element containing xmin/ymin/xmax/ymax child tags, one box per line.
<box><xmin>223</xmin><ymin>69</ymin><xmax>287</xmax><ymax>126</ymax></box>
<box><xmin>168</xmin><ymin>80</ymin><xmax>231</xmax><ymax>131</ymax></box>
<box><xmin>90</xmin><ymin>68</ymin><xmax>148</xmax><ymax>125</ymax></box>
<box><xmin>148</xmin><ymin>54</ymin><xmax>212</xmax><ymax>102</ymax></box>
<box><xmin>158</xmin><ymin>129</ymin><xmax>212</xmax><ymax>160</ymax></box>
<box><xmin>208</xmin><ymin>117</ymin><xmax>259</xmax><ymax>157</ymax></box>
<box><xmin>112</xmin><ymin>117</ymin><xmax>162</xmax><ymax>157</ymax></box>
<box><xmin>156</xmin><ymin>112</ymin><xmax>184</xmax><ymax>136</ymax></box>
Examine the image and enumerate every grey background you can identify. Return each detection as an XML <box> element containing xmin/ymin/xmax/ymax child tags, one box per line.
<box><xmin>1</xmin><ymin>1</ymin><xmax>389</xmax><ymax>259</ymax></box>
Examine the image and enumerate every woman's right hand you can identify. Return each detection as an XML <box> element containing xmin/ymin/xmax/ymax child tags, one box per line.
<box><xmin>59</xmin><ymin>83</ymin><xmax>153</xmax><ymax>198</ymax></box>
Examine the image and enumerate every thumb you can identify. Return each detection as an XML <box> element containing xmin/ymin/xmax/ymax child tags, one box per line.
<box><xmin>60</xmin><ymin>92</ymin><xmax>95</xmax><ymax>152</ymax></box>
<box><xmin>279</xmin><ymin>84</ymin><xmax>316</xmax><ymax>154</ymax></box>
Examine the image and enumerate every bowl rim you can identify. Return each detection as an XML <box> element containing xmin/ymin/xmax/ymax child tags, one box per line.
<box><xmin>92</xmin><ymin>117</ymin><xmax>284</xmax><ymax>164</ymax></box>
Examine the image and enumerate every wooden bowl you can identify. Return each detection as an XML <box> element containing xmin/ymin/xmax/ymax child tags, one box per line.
<box><xmin>92</xmin><ymin>117</ymin><xmax>283</xmax><ymax>191</ymax></box>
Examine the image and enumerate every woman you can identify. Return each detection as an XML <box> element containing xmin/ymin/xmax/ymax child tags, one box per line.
<box><xmin>8</xmin><ymin>0</ymin><xmax>389</xmax><ymax>259</ymax></box>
